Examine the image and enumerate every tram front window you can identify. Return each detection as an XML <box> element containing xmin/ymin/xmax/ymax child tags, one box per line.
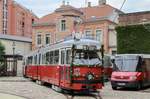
<box><xmin>73</xmin><ymin>50</ymin><xmax>101</xmax><ymax>66</ymax></box>
<box><xmin>114</xmin><ymin>56</ymin><xmax>139</xmax><ymax>72</ymax></box>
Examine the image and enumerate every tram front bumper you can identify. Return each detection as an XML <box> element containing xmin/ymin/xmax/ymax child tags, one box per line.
<box><xmin>71</xmin><ymin>80</ymin><xmax>103</xmax><ymax>90</ymax></box>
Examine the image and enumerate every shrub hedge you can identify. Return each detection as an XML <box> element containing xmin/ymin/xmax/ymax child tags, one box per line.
<box><xmin>116</xmin><ymin>24</ymin><xmax>150</xmax><ymax>54</ymax></box>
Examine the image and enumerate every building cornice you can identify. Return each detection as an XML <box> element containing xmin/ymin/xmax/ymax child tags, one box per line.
<box><xmin>32</xmin><ymin>23</ymin><xmax>56</xmax><ymax>27</ymax></box>
<box><xmin>0</xmin><ymin>34</ymin><xmax>32</xmax><ymax>43</ymax></box>
<box><xmin>82</xmin><ymin>16</ymin><xmax>116</xmax><ymax>24</ymax></box>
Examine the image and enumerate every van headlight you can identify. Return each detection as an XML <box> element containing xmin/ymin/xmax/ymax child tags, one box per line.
<box><xmin>130</xmin><ymin>76</ymin><xmax>137</xmax><ymax>81</ymax></box>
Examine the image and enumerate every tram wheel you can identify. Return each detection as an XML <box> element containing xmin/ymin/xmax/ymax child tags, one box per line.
<box><xmin>52</xmin><ymin>85</ymin><xmax>62</xmax><ymax>93</ymax></box>
<box><xmin>38</xmin><ymin>80</ymin><xmax>44</xmax><ymax>85</ymax></box>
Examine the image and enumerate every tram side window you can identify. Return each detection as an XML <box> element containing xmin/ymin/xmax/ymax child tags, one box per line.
<box><xmin>50</xmin><ymin>51</ymin><xmax>54</xmax><ymax>64</ymax></box>
<box><xmin>28</xmin><ymin>56</ymin><xmax>33</xmax><ymax>65</ymax></box>
<box><xmin>54</xmin><ymin>50</ymin><xmax>59</xmax><ymax>64</ymax></box>
<box><xmin>46</xmin><ymin>52</ymin><xmax>50</xmax><ymax>64</ymax></box>
<box><xmin>34</xmin><ymin>55</ymin><xmax>37</xmax><ymax>65</ymax></box>
<box><xmin>66</xmin><ymin>50</ymin><xmax>71</xmax><ymax>64</ymax></box>
<box><xmin>39</xmin><ymin>54</ymin><xmax>41</xmax><ymax>65</ymax></box>
<box><xmin>42</xmin><ymin>54</ymin><xmax>46</xmax><ymax>64</ymax></box>
<box><xmin>61</xmin><ymin>50</ymin><xmax>65</xmax><ymax>64</ymax></box>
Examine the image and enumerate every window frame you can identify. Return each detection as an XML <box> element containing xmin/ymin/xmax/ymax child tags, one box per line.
<box><xmin>95</xmin><ymin>29</ymin><xmax>103</xmax><ymax>42</ymax></box>
<box><xmin>45</xmin><ymin>33</ymin><xmax>51</xmax><ymax>45</ymax></box>
<box><xmin>84</xmin><ymin>29</ymin><xmax>93</xmax><ymax>39</ymax></box>
<box><xmin>36</xmin><ymin>33</ymin><xmax>42</xmax><ymax>46</ymax></box>
<box><xmin>60</xmin><ymin>19</ymin><xmax>66</xmax><ymax>32</ymax></box>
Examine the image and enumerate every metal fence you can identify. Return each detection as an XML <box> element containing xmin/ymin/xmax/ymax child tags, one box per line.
<box><xmin>0</xmin><ymin>55</ymin><xmax>21</xmax><ymax>77</ymax></box>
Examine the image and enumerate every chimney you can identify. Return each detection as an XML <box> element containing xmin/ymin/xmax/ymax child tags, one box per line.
<box><xmin>67</xmin><ymin>1</ymin><xmax>69</xmax><ymax>5</ymax></box>
<box><xmin>98</xmin><ymin>0</ymin><xmax>106</xmax><ymax>6</ymax></box>
<box><xmin>88</xmin><ymin>2</ymin><xmax>91</xmax><ymax>7</ymax></box>
<box><xmin>62</xmin><ymin>0</ymin><xmax>65</xmax><ymax>5</ymax></box>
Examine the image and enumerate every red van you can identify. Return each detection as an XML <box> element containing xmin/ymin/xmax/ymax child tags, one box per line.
<box><xmin>111</xmin><ymin>54</ymin><xmax>150</xmax><ymax>90</ymax></box>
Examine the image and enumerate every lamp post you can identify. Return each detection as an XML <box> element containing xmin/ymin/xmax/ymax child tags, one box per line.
<box><xmin>12</xmin><ymin>41</ymin><xmax>16</xmax><ymax>76</ymax></box>
<box><xmin>12</xmin><ymin>41</ymin><xmax>16</xmax><ymax>56</ymax></box>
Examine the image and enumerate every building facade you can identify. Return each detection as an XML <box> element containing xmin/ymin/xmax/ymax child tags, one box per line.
<box><xmin>0</xmin><ymin>0</ymin><xmax>38</xmax><ymax>37</ymax></box>
<box><xmin>32</xmin><ymin>0</ymin><xmax>123</xmax><ymax>54</ymax></box>
<box><xmin>0</xmin><ymin>34</ymin><xmax>32</xmax><ymax>76</ymax></box>
<box><xmin>119</xmin><ymin>11</ymin><xmax>150</xmax><ymax>26</ymax></box>
<box><xmin>0</xmin><ymin>0</ymin><xmax>38</xmax><ymax>55</ymax></box>
<box><xmin>0</xmin><ymin>0</ymin><xmax>38</xmax><ymax>76</ymax></box>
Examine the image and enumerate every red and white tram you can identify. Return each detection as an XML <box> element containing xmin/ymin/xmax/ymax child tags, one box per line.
<box><xmin>23</xmin><ymin>39</ymin><xmax>104</xmax><ymax>92</ymax></box>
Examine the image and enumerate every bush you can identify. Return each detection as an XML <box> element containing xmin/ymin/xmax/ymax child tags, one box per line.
<box><xmin>116</xmin><ymin>24</ymin><xmax>150</xmax><ymax>54</ymax></box>
<box><xmin>0</xmin><ymin>41</ymin><xmax>5</xmax><ymax>60</ymax></box>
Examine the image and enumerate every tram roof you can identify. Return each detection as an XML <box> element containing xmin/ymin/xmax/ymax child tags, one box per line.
<box><xmin>25</xmin><ymin>39</ymin><xmax>101</xmax><ymax>57</ymax></box>
<box><xmin>115</xmin><ymin>54</ymin><xmax>150</xmax><ymax>59</ymax></box>
<box><xmin>40</xmin><ymin>39</ymin><xmax>101</xmax><ymax>52</ymax></box>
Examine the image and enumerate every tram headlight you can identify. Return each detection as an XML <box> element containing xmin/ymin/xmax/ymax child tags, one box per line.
<box><xmin>130</xmin><ymin>76</ymin><xmax>137</xmax><ymax>81</ymax></box>
<box><xmin>87</xmin><ymin>74</ymin><xmax>94</xmax><ymax>80</ymax></box>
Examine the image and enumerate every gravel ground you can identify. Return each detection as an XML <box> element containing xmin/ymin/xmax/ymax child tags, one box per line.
<box><xmin>0</xmin><ymin>77</ymin><xmax>150</xmax><ymax>99</ymax></box>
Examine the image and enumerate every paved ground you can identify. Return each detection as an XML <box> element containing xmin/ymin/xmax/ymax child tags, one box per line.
<box><xmin>0</xmin><ymin>77</ymin><xmax>150</xmax><ymax>99</ymax></box>
<box><xmin>0</xmin><ymin>93</ymin><xmax>26</xmax><ymax>99</ymax></box>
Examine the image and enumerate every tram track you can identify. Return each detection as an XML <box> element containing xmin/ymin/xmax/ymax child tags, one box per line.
<box><xmin>140</xmin><ymin>89</ymin><xmax>150</xmax><ymax>93</ymax></box>
<box><xmin>62</xmin><ymin>90</ymin><xmax>103</xmax><ymax>99</ymax></box>
<box><xmin>63</xmin><ymin>93</ymin><xmax>102</xmax><ymax>99</ymax></box>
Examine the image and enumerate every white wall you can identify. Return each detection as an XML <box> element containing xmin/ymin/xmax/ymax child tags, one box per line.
<box><xmin>0</xmin><ymin>39</ymin><xmax>31</xmax><ymax>56</ymax></box>
<box><xmin>0</xmin><ymin>39</ymin><xmax>32</xmax><ymax>76</ymax></box>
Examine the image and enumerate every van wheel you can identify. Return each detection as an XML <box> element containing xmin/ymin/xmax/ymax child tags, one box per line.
<box><xmin>112</xmin><ymin>86</ymin><xmax>117</xmax><ymax>90</ymax></box>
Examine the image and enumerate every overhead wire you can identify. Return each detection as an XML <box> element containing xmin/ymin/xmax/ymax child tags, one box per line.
<box><xmin>113</xmin><ymin>0</ymin><xmax>127</xmax><ymax>22</ymax></box>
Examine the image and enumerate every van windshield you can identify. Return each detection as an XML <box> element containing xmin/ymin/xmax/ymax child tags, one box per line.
<box><xmin>114</xmin><ymin>56</ymin><xmax>139</xmax><ymax>72</ymax></box>
<box><xmin>73</xmin><ymin>50</ymin><xmax>101</xmax><ymax>66</ymax></box>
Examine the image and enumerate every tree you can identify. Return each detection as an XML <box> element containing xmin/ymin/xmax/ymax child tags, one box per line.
<box><xmin>0</xmin><ymin>41</ymin><xmax>5</xmax><ymax>76</ymax></box>
<box><xmin>0</xmin><ymin>41</ymin><xmax>5</xmax><ymax>59</ymax></box>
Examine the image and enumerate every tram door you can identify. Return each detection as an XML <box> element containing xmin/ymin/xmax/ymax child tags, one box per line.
<box><xmin>60</xmin><ymin>49</ymin><xmax>66</xmax><ymax>86</ymax></box>
<box><xmin>60</xmin><ymin>49</ymin><xmax>69</xmax><ymax>87</ymax></box>
<box><xmin>37</xmin><ymin>54</ymin><xmax>41</xmax><ymax>80</ymax></box>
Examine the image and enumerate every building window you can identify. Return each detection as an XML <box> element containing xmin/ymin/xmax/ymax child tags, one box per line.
<box><xmin>2</xmin><ymin>0</ymin><xmax>8</xmax><ymax>34</ymax></box>
<box><xmin>45</xmin><ymin>34</ymin><xmax>50</xmax><ymax>45</ymax></box>
<box><xmin>61</xmin><ymin>20</ymin><xmax>66</xmax><ymax>31</ymax></box>
<box><xmin>37</xmin><ymin>34</ymin><xmax>42</xmax><ymax>45</ymax></box>
<box><xmin>32</xmin><ymin>19</ymin><xmax>34</xmax><ymax>24</ymax></box>
<box><xmin>96</xmin><ymin>29</ymin><xmax>103</xmax><ymax>42</ymax></box>
<box><xmin>85</xmin><ymin>30</ymin><xmax>93</xmax><ymax>39</ymax></box>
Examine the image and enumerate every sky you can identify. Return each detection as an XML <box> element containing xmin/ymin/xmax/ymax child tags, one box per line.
<box><xmin>15</xmin><ymin>0</ymin><xmax>150</xmax><ymax>18</ymax></box>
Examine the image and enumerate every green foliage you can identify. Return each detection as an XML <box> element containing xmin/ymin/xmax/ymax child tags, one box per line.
<box><xmin>116</xmin><ymin>24</ymin><xmax>150</xmax><ymax>54</ymax></box>
<box><xmin>0</xmin><ymin>41</ymin><xmax>5</xmax><ymax>60</ymax></box>
<box><xmin>0</xmin><ymin>41</ymin><xmax>5</xmax><ymax>70</ymax></box>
